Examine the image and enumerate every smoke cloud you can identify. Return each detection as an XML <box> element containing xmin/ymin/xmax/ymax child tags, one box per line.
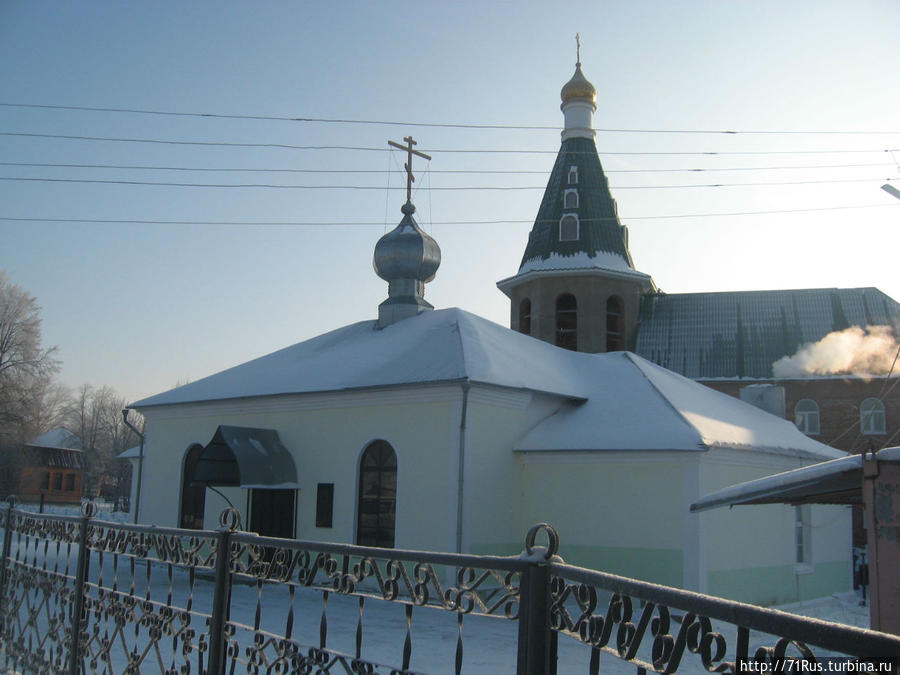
<box><xmin>772</xmin><ymin>325</ymin><xmax>900</xmax><ymax>378</ymax></box>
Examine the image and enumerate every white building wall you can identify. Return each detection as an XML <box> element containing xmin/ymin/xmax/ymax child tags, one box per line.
<box><xmin>516</xmin><ymin>451</ymin><xmax>696</xmax><ymax>588</ymax></box>
<box><xmin>461</xmin><ymin>387</ymin><xmax>565</xmax><ymax>555</ymax></box>
<box><xmin>698</xmin><ymin>448</ymin><xmax>851</xmax><ymax>604</ymax></box>
<box><xmin>137</xmin><ymin>385</ymin><xmax>463</xmax><ymax>553</ymax></box>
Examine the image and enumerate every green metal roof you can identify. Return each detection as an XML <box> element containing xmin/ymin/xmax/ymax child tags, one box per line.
<box><xmin>635</xmin><ymin>287</ymin><xmax>900</xmax><ymax>379</ymax></box>
<box><xmin>518</xmin><ymin>136</ymin><xmax>634</xmax><ymax>270</ymax></box>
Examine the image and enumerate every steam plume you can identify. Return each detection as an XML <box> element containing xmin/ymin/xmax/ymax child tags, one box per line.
<box><xmin>772</xmin><ymin>325</ymin><xmax>900</xmax><ymax>378</ymax></box>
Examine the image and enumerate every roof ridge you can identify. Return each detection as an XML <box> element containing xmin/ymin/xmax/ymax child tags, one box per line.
<box><xmin>621</xmin><ymin>352</ymin><xmax>708</xmax><ymax>450</ymax></box>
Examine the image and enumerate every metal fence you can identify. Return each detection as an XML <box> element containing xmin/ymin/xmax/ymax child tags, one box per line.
<box><xmin>1</xmin><ymin>498</ymin><xmax>898</xmax><ymax>674</ymax></box>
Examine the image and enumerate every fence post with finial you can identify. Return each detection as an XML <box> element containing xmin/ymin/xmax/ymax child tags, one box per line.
<box><xmin>516</xmin><ymin>523</ymin><xmax>560</xmax><ymax>675</ymax></box>
<box><xmin>208</xmin><ymin>507</ymin><xmax>241</xmax><ymax>674</ymax></box>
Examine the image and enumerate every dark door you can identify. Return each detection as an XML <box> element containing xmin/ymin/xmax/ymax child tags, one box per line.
<box><xmin>250</xmin><ymin>488</ymin><xmax>296</xmax><ymax>538</ymax></box>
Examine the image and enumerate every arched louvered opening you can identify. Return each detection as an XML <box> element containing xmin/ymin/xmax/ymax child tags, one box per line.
<box><xmin>555</xmin><ymin>293</ymin><xmax>577</xmax><ymax>351</ymax></box>
<box><xmin>519</xmin><ymin>298</ymin><xmax>532</xmax><ymax>335</ymax></box>
<box><xmin>606</xmin><ymin>296</ymin><xmax>625</xmax><ymax>351</ymax></box>
<box><xmin>559</xmin><ymin>214</ymin><xmax>579</xmax><ymax>242</ymax></box>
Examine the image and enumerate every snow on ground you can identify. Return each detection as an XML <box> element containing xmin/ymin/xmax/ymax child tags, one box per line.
<box><xmin>0</xmin><ymin>506</ymin><xmax>875</xmax><ymax>674</ymax></box>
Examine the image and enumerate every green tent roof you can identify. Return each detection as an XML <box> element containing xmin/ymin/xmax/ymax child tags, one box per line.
<box><xmin>518</xmin><ymin>136</ymin><xmax>635</xmax><ymax>271</ymax></box>
<box><xmin>635</xmin><ymin>287</ymin><xmax>900</xmax><ymax>379</ymax></box>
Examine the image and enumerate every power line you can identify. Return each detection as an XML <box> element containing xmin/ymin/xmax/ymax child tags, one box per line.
<box><xmin>1</xmin><ymin>131</ymin><xmax>898</xmax><ymax>156</ymax></box>
<box><xmin>2</xmin><ymin>203</ymin><xmax>895</xmax><ymax>227</ymax></box>
<box><xmin>0</xmin><ymin>175</ymin><xmax>894</xmax><ymax>190</ymax></box>
<box><xmin>2</xmin><ymin>101</ymin><xmax>899</xmax><ymax>135</ymax></box>
<box><xmin>1</xmin><ymin>160</ymin><xmax>894</xmax><ymax>175</ymax></box>
<box><xmin>0</xmin><ymin>131</ymin><xmax>384</xmax><ymax>152</ymax></box>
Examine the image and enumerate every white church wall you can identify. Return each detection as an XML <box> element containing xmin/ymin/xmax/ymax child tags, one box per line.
<box><xmin>516</xmin><ymin>451</ymin><xmax>697</xmax><ymax>589</ymax></box>
<box><xmin>462</xmin><ymin>388</ymin><xmax>566</xmax><ymax>556</ymax></box>
<box><xmin>698</xmin><ymin>449</ymin><xmax>851</xmax><ymax>605</ymax></box>
<box><xmin>137</xmin><ymin>385</ymin><xmax>464</xmax><ymax>553</ymax></box>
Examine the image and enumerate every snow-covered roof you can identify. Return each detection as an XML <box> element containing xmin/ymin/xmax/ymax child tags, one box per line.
<box><xmin>514</xmin><ymin>351</ymin><xmax>842</xmax><ymax>458</ymax></box>
<box><xmin>519</xmin><ymin>251</ymin><xmax>635</xmax><ymax>275</ymax></box>
<box><xmin>690</xmin><ymin>447</ymin><xmax>900</xmax><ymax>511</ymax></box>
<box><xmin>131</xmin><ymin>308</ymin><xmax>840</xmax><ymax>459</ymax></box>
<box><xmin>131</xmin><ymin>308</ymin><xmax>589</xmax><ymax>408</ymax></box>
<box><xmin>118</xmin><ymin>445</ymin><xmax>141</xmax><ymax>459</ymax></box>
<box><xmin>28</xmin><ymin>427</ymin><xmax>82</xmax><ymax>450</ymax></box>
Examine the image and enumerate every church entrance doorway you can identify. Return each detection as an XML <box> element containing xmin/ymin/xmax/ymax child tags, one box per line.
<box><xmin>250</xmin><ymin>489</ymin><xmax>296</xmax><ymax>539</ymax></box>
<box><xmin>357</xmin><ymin>440</ymin><xmax>397</xmax><ymax>548</ymax></box>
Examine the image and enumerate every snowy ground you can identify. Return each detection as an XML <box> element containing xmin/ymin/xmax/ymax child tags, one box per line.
<box><xmin>0</xmin><ymin>507</ymin><xmax>876</xmax><ymax>674</ymax></box>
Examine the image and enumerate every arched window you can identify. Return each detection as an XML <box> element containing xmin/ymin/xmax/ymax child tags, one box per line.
<box><xmin>606</xmin><ymin>296</ymin><xmax>625</xmax><ymax>351</ymax></box>
<box><xmin>518</xmin><ymin>298</ymin><xmax>532</xmax><ymax>335</ymax></box>
<box><xmin>860</xmin><ymin>398</ymin><xmax>886</xmax><ymax>435</ymax></box>
<box><xmin>568</xmin><ymin>165</ymin><xmax>578</xmax><ymax>185</ymax></box>
<box><xmin>555</xmin><ymin>294</ymin><xmax>577</xmax><ymax>351</ymax></box>
<box><xmin>564</xmin><ymin>189</ymin><xmax>579</xmax><ymax>209</ymax></box>
<box><xmin>794</xmin><ymin>399</ymin><xmax>820</xmax><ymax>436</ymax></box>
<box><xmin>559</xmin><ymin>214</ymin><xmax>579</xmax><ymax>242</ymax></box>
<box><xmin>357</xmin><ymin>440</ymin><xmax>397</xmax><ymax>548</ymax></box>
<box><xmin>180</xmin><ymin>444</ymin><xmax>206</xmax><ymax>530</ymax></box>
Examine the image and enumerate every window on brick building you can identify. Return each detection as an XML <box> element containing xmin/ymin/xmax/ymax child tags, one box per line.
<box><xmin>53</xmin><ymin>473</ymin><xmax>62</xmax><ymax>491</ymax></box>
<box><xmin>65</xmin><ymin>474</ymin><xmax>75</xmax><ymax>492</ymax></box>
<box><xmin>40</xmin><ymin>472</ymin><xmax>49</xmax><ymax>490</ymax></box>
<box><xmin>794</xmin><ymin>399</ymin><xmax>820</xmax><ymax>435</ymax></box>
<box><xmin>860</xmin><ymin>398</ymin><xmax>885</xmax><ymax>435</ymax></box>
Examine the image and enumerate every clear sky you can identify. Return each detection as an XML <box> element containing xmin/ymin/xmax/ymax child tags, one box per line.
<box><xmin>1</xmin><ymin>1</ymin><xmax>898</xmax><ymax>403</ymax></box>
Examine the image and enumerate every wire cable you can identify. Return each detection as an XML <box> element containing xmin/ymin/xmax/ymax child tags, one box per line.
<box><xmin>2</xmin><ymin>131</ymin><xmax>897</xmax><ymax>156</ymax></box>
<box><xmin>0</xmin><ymin>175</ymin><xmax>894</xmax><ymax>190</ymax></box>
<box><xmin>2</xmin><ymin>202</ymin><xmax>896</xmax><ymax>226</ymax></box>
<box><xmin>1</xmin><ymin>160</ymin><xmax>895</xmax><ymax>174</ymax></box>
<box><xmin>2</xmin><ymin>101</ymin><xmax>899</xmax><ymax>135</ymax></box>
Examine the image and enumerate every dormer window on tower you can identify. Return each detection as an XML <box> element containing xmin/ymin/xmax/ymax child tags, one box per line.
<box><xmin>568</xmin><ymin>166</ymin><xmax>578</xmax><ymax>185</ymax></box>
<box><xmin>564</xmin><ymin>189</ymin><xmax>579</xmax><ymax>209</ymax></box>
<box><xmin>559</xmin><ymin>214</ymin><xmax>579</xmax><ymax>242</ymax></box>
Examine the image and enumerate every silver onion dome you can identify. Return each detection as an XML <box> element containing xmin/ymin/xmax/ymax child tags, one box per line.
<box><xmin>373</xmin><ymin>201</ymin><xmax>441</xmax><ymax>328</ymax></box>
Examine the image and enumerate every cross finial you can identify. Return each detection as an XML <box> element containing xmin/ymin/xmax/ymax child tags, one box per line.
<box><xmin>576</xmin><ymin>33</ymin><xmax>581</xmax><ymax>66</ymax></box>
<box><xmin>388</xmin><ymin>136</ymin><xmax>432</xmax><ymax>204</ymax></box>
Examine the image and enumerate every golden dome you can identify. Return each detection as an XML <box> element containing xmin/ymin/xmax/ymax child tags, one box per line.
<box><xmin>560</xmin><ymin>63</ymin><xmax>596</xmax><ymax>105</ymax></box>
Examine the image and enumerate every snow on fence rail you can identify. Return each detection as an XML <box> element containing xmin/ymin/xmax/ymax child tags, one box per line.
<box><xmin>0</xmin><ymin>499</ymin><xmax>898</xmax><ymax>674</ymax></box>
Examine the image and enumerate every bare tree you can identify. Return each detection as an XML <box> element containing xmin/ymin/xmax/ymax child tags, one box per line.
<box><xmin>68</xmin><ymin>384</ymin><xmax>141</xmax><ymax>500</ymax></box>
<box><xmin>0</xmin><ymin>271</ymin><xmax>63</xmax><ymax>497</ymax></box>
<box><xmin>0</xmin><ymin>270</ymin><xmax>60</xmax><ymax>441</ymax></box>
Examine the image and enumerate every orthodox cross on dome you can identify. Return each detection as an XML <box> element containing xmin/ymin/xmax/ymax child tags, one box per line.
<box><xmin>576</xmin><ymin>33</ymin><xmax>581</xmax><ymax>65</ymax></box>
<box><xmin>388</xmin><ymin>136</ymin><xmax>431</xmax><ymax>203</ymax></box>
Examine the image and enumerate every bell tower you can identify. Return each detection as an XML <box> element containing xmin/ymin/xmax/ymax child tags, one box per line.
<box><xmin>497</xmin><ymin>40</ymin><xmax>654</xmax><ymax>352</ymax></box>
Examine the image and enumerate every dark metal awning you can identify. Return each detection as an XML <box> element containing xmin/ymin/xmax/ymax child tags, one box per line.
<box><xmin>192</xmin><ymin>425</ymin><xmax>298</xmax><ymax>489</ymax></box>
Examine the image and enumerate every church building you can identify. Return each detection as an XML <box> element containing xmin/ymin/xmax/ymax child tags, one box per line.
<box><xmin>127</xmin><ymin>58</ymin><xmax>857</xmax><ymax>606</ymax></box>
